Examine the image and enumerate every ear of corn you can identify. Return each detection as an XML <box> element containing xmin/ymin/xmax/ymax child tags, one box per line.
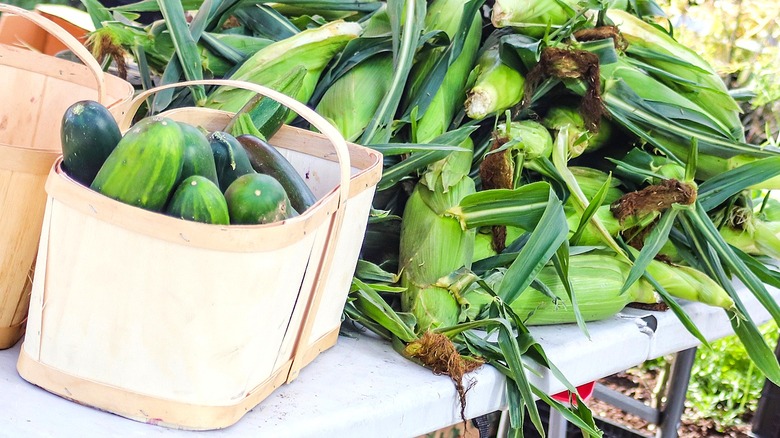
<box><xmin>399</xmin><ymin>137</ymin><xmax>476</xmax><ymax>332</ymax></box>
<box><xmin>499</xmin><ymin>252</ymin><xmax>656</xmax><ymax>325</ymax></box>
<box><xmin>405</xmin><ymin>0</ymin><xmax>483</xmax><ymax>143</ymax></box>
<box><xmin>605</xmin><ymin>9</ymin><xmax>745</xmax><ymax>142</ymax></box>
<box><xmin>569</xmin><ymin>166</ymin><xmax>624</xmax><ymax>205</ymax></box>
<box><xmin>493</xmin><ymin>120</ymin><xmax>554</xmax><ymax>162</ymax></box>
<box><xmin>315</xmin><ymin>54</ymin><xmax>394</xmax><ymax>142</ymax></box>
<box><xmin>575</xmin><ymin>48</ymin><xmax>780</xmax><ymax>187</ymax></box>
<box><xmin>198</xmin><ymin>33</ymin><xmax>274</xmax><ymax>76</ymax></box>
<box><xmin>719</xmin><ymin>208</ymin><xmax>780</xmax><ymax>262</ymax></box>
<box><xmin>464</xmin><ymin>40</ymin><xmax>525</xmax><ymax>120</ymax></box>
<box><xmin>204</xmin><ymin>20</ymin><xmax>362</xmax><ymax>113</ymax></box>
<box><xmin>491</xmin><ymin>0</ymin><xmax>628</xmax><ymax>37</ymax></box>
<box><xmin>565</xmin><ymin>204</ymin><xmax>622</xmax><ymax>245</ymax></box>
<box><xmin>645</xmin><ymin>259</ymin><xmax>735</xmax><ymax>310</ymax></box>
<box><xmin>542</xmin><ymin>105</ymin><xmax>612</xmax><ymax>158</ymax></box>
<box><xmin>490</xmin><ymin>0</ymin><xmax>577</xmax><ymax>37</ymax></box>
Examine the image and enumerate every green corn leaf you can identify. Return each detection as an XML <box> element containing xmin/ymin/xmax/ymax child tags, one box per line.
<box><xmin>702</xmin><ymin>246</ymin><xmax>780</xmax><ymax>386</ymax></box>
<box><xmin>496</xmin><ymin>293</ymin><xmax>601</xmax><ymax>436</ymax></box>
<box><xmin>552</xmin><ymin>241</ymin><xmax>589</xmax><ymax>339</ymax></box>
<box><xmin>206</xmin><ymin>0</ymin><xmax>245</xmax><ymax>30</ymax></box>
<box><xmin>621</xmin><ymin>207</ymin><xmax>680</xmax><ymax>294</ymax></box>
<box><xmin>471</xmin><ymin>234</ymin><xmax>531</xmax><ymax>275</ymax></box>
<box><xmin>524</xmin><ymin>157</ymin><xmax>568</xmax><ymax>202</ymax></box>
<box><xmin>437</xmin><ymin>315</ymin><xmax>543</xmax><ymax>434</ymax></box>
<box><xmin>378</xmin><ymin>151</ymin><xmax>442</xmax><ymax>189</ymax></box>
<box><xmin>377</xmin><ymin>126</ymin><xmax>476</xmax><ymax>189</ymax></box>
<box><xmin>685</xmin><ymin>137</ymin><xmax>698</xmax><ymax>182</ymax></box>
<box><xmin>732</xmin><ymin>247</ymin><xmax>780</xmax><ymax>290</ymax></box>
<box><xmin>150</xmin><ymin>0</ymin><xmax>217</xmax><ymax>111</ymax></box>
<box><xmin>567</xmin><ymin>74</ymin><xmax>780</xmax><ymax>161</ymax></box>
<box><xmin>81</xmin><ymin>0</ymin><xmax>112</xmax><ymax>29</ymax></box>
<box><xmin>152</xmin><ymin>60</ymin><xmax>184</xmax><ymax>113</ymax></box>
<box><xmin>569</xmin><ymin>173</ymin><xmax>612</xmax><ymax>246</ymax></box>
<box><xmin>685</xmin><ymin>203</ymin><xmax>780</xmax><ymax>325</ymax></box>
<box><xmin>533</xmin><ymin>389</ymin><xmax>600</xmax><ymax>438</ymax></box>
<box><xmin>401</xmin><ymin>0</ymin><xmax>485</xmax><ymax>120</ymax></box>
<box><xmin>698</xmin><ymin>156</ymin><xmax>780</xmax><ymax>211</ymax></box>
<box><xmin>350</xmin><ymin>278</ymin><xmax>417</xmax><ymax>342</ymax></box>
<box><xmin>728</xmin><ymin>309</ymin><xmax>780</xmax><ymax>386</ymax></box>
<box><xmin>530</xmin><ymin>278</ymin><xmax>559</xmax><ymax>302</ymax></box>
<box><xmin>272</xmin><ymin>0</ymin><xmax>383</xmax><ymax>12</ymax></box>
<box><xmin>311</xmin><ymin>36</ymin><xmax>393</xmax><ymax>105</ymax></box>
<box><xmin>623</xmin><ymin>49</ymin><xmax>714</xmax><ymax>80</ymax></box>
<box><xmin>505</xmin><ymin>378</ymin><xmax>527</xmax><ymax>436</ymax></box>
<box><xmin>131</xmin><ymin>45</ymin><xmax>154</xmax><ymax>91</ymax></box>
<box><xmin>355</xmin><ymin>260</ymin><xmax>399</xmax><ymax>283</ymax></box>
<box><xmin>497</xmin><ymin>320</ymin><xmax>542</xmax><ymax>433</ymax></box>
<box><xmin>455</xmin><ymin>296</ymin><xmax>601</xmax><ymax>436</ymax></box>
<box><xmin>449</xmin><ymin>182</ymin><xmax>551</xmax><ymax>230</ymax></box>
<box><xmin>233</xmin><ymin>4</ymin><xmax>300</xmax><ymax>40</ymax></box>
<box><xmin>110</xmin><ymin>0</ymin><xmax>203</xmax><ymax>12</ymax></box>
<box><xmin>157</xmin><ymin>0</ymin><xmax>206</xmax><ymax>105</ymax></box>
<box><xmin>497</xmin><ymin>190</ymin><xmax>568</xmax><ymax>304</ymax></box>
<box><xmin>676</xmin><ymin>212</ymin><xmax>780</xmax><ymax>383</ymax></box>
<box><xmin>644</xmin><ymin>272</ymin><xmax>709</xmax><ymax>347</ymax></box>
<box><xmin>342</xmin><ymin>302</ymin><xmax>394</xmax><ymax>340</ymax></box>
<box><xmin>499</xmin><ymin>33</ymin><xmax>542</xmax><ymax>72</ymax></box>
<box><xmin>199</xmin><ymin>32</ymin><xmax>245</xmax><ymax>65</ymax></box>
<box><xmin>551</xmin><ymin>126</ymin><xmax>627</xmax><ymax>259</ymax></box>
<box><xmin>369</xmin><ymin>143</ymin><xmax>468</xmax><ymax>156</ymax></box>
<box><xmin>361</xmin><ymin>0</ymin><xmax>426</xmax><ymax>144</ymax></box>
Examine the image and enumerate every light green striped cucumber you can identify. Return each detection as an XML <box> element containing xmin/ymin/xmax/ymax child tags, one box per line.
<box><xmin>91</xmin><ymin>116</ymin><xmax>185</xmax><ymax>211</ymax></box>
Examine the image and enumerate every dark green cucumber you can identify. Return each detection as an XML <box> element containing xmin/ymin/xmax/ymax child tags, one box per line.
<box><xmin>224</xmin><ymin>173</ymin><xmax>293</xmax><ymax>224</ymax></box>
<box><xmin>178</xmin><ymin>122</ymin><xmax>220</xmax><ymax>186</ymax></box>
<box><xmin>236</xmin><ymin>134</ymin><xmax>317</xmax><ymax>213</ymax></box>
<box><xmin>91</xmin><ymin>116</ymin><xmax>185</xmax><ymax>212</ymax></box>
<box><xmin>166</xmin><ymin>175</ymin><xmax>230</xmax><ymax>225</ymax></box>
<box><xmin>209</xmin><ymin>130</ymin><xmax>256</xmax><ymax>192</ymax></box>
<box><xmin>61</xmin><ymin>100</ymin><xmax>122</xmax><ymax>186</ymax></box>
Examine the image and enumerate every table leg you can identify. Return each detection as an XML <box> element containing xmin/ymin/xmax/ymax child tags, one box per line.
<box><xmin>751</xmin><ymin>335</ymin><xmax>780</xmax><ymax>438</ymax></box>
<box><xmin>547</xmin><ymin>408</ymin><xmax>569</xmax><ymax>438</ymax></box>
<box><xmin>656</xmin><ymin>347</ymin><xmax>697</xmax><ymax>438</ymax></box>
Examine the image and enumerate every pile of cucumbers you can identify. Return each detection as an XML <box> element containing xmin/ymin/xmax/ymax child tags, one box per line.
<box><xmin>60</xmin><ymin>100</ymin><xmax>317</xmax><ymax>225</ymax></box>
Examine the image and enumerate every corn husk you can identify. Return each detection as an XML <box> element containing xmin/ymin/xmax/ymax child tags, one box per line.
<box><xmin>463</xmin><ymin>252</ymin><xmax>657</xmax><ymax>325</ymax></box>
<box><xmin>405</xmin><ymin>0</ymin><xmax>483</xmax><ymax>143</ymax></box>
<box><xmin>464</xmin><ymin>41</ymin><xmax>525</xmax><ymax>120</ymax></box>
<box><xmin>315</xmin><ymin>54</ymin><xmax>394</xmax><ymax>142</ymax></box>
<box><xmin>204</xmin><ymin>20</ymin><xmax>362</xmax><ymax>112</ymax></box>
<box><xmin>399</xmin><ymin>138</ymin><xmax>476</xmax><ymax>332</ymax></box>
<box><xmin>606</xmin><ymin>9</ymin><xmax>744</xmax><ymax>142</ymax></box>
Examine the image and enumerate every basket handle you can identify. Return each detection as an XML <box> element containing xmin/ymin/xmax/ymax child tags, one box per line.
<box><xmin>0</xmin><ymin>3</ymin><xmax>106</xmax><ymax>103</ymax></box>
<box><xmin>121</xmin><ymin>79</ymin><xmax>351</xmax><ymax>209</ymax></box>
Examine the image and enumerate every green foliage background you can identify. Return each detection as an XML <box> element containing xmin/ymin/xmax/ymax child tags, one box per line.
<box><xmin>686</xmin><ymin>321</ymin><xmax>778</xmax><ymax>430</ymax></box>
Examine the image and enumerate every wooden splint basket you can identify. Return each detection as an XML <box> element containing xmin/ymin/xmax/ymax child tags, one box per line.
<box><xmin>16</xmin><ymin>80</ymin><xmax>382</xmax><ymax>430</ymax></box>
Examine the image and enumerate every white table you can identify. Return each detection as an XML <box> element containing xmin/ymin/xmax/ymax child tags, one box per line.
<box><xmin>2</xmin><ymin>283</ymin><xmax>776</xmax><ymax>438</ymax></box>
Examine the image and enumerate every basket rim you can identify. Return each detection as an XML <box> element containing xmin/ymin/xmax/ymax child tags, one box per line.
<box><xmin>46</xmin><ymin>156</ymin><xmax>340</xmax><ymax>253</ymax></box>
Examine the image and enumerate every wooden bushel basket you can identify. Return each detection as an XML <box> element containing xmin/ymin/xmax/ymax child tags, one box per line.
<box><xmin>0</xmin><ymin>3</ymin><xmax>134</xmax><ymax>349</ymax></box>
<box><xmin>17</xmin><ymin>80</ymin><xmax>382</xmax><ymax>430</ymax></box>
